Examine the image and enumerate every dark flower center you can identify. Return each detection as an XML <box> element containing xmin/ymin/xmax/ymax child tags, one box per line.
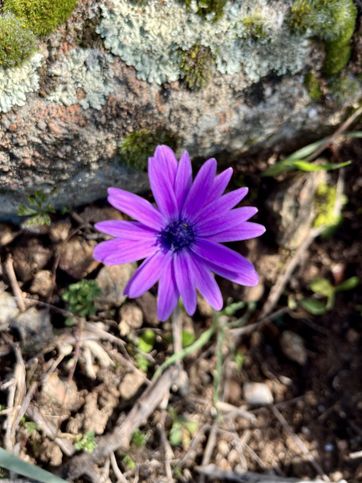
<box><xmin>159</xmin><ymin>219</ymin><xmax>196</xmax><ymax>252</ymax></box>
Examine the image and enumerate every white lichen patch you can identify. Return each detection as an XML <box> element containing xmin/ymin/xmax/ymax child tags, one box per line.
<box><xmin>97</xmin><ymin>0</ymin><xmax>312</xmax><ymax>85</ymax></box>
<box><xmin>48</xmin><ymin>48</ymin><xmax>117</xmax><ymax>110</ymax></box>
<box><xmin>0</xmin><ymin>53</ymin><xmax>43</xmax><ymax>113</ymax></box>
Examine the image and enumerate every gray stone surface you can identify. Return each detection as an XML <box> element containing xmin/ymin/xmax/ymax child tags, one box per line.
<box><xmin>0</xmin><ymin>0</ymin><xmax>360</xmax><ymax>218</ymax></box>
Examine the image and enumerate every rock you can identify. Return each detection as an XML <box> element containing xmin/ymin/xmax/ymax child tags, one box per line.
<box><xmin>40</xmin><ymin>373</ymin><xmax>81</xmax><ymax>415</ymax></box>
<box><xmin>11</xmin><ymin>308</ymin><xmax>53</xmax><ymax>354</ymax></box>
<box><xmin>29</xmin><ymin>270</ymin><xmax>54</xmax><ymax>298</ymax></box>
<box><xmin>0</xmin><ymin>223</ymin><xmax>17</xmax><ymax>246</ymax></box>
<box><xmin>280</xmin><ymin>330</ymin><xmax>307</xmax><ymax>366</ymax></box>
<box><xmin>0</xmin><ymin>1</ymin><xmax>358</xmax><ymax>218</ymax></box>
<box><xmin>95</xmin><ymin>264</ymin><xmax>134</xmax><ymax>307</ymax></box>
<box><xmin>137</xmin><ymin>292</ymin><xmax>158</xmax><ymax>326</ymax></box>
<box><xmin>12</xmin><ymin>239</ymin><xmax>52</xmax><ymax>282</ymax></box>
<box><xmin>119</xmin><ymin>302</ymin><xmax>143</xmax><ymax>336</ymax></box>
<box><xmin>49</xmin><ymin>219</ymin><xmax>72</xmax><ymax>242</ymax></box>
<box><xmin>78</xmin><ymin>206</ymin><xmax>124</xmax><ymax>225</ymax></box>
<box><xmin>58</xmin><ymin>236</ymin><xmax>98</xmax><ymax>279</ymax></box>
<box><xmin>244</xmin><ymin>382</ymin><xmax>273</xmax><ymax>406</ymax></box>
<box><xmin>0</xmin><ymin>291</ymin><xmax>19</xmax><ymax>330</ymax></box>
<box><xmin>119</xmin><ymin>371</ymin><xmax>146</xmax><ymax>400</ymax></box>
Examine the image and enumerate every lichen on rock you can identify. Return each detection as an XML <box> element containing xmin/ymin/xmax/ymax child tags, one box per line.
<box><xmin>0</xmin><ymin>52</ymin><xmax>43</xmax><ymax>113</ymax></box>
<box><xmin>96</xmin><ymin>0</ymin><xmax>312</xmax><ymax>85</ymax></box>
<box><xmin>47</xmin><ymin>48</ymin><xmax>117</xmax><ymax>110</ymax></box>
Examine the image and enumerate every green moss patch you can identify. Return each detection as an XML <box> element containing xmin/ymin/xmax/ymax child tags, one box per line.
<box><xmin>184</xmin><ymin>0</ymin><xmax>227</xmax><ymax>21</ymax></box>
<box><xmin>0</xmin><ymin>13</ymin><xmax>36</xmax><ymax>68</ymax></box>
<box><xmin>289</xmin><ymin>0</ymin><xmax>357</xmax><ymax>76</ymax></box>
<box><xmin>180</xmin><ymin>44</ymin><xmax>215</xmax><ymax>90</ymax></box>
<box><xmin>4</xmin><ymin>0</ymin><xmax>78</xmax><ymax>36</ymax></box>
<box><xmin>120</xmin><ymin>128</ymin><xmax>179</xmax><ymax>171</ymax></box>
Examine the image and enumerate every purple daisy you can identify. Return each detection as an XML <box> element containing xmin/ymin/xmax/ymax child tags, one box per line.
<box><xmin>94</xmin><ymin>145</ymin><xmax>265</xmax><ymax>321</ymax></box>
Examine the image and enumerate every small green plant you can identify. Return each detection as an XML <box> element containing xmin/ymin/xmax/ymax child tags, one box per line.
<box><xmin>301</xmin><ymin>276</ymin><xmax>359</xmax><ymax>315</ymax></box>
<box><xmin>262</xmin><ymin>137</ymin><xmax>351</xmax><ymax>177</ymax></box>
<box><xmin>4</xmin><ymin>0</ymin><xmax>78</xmax><ymax>36</ymax></box>
<box><xmin>169</xmin><ymin>410</ymin><xmax>198</xmax><ymax>449</ymax></box>
<box><xmin>180</xmin><ymin>44</ymin><xmax>215</xmax><ymax>91</ymax></box>
<box><xmin>181</xmin><ymin>330</ymin><xmax>195</xmax><ymax>348</ymax></box>
<box><xmin>122</xmin><ymin>454</ymin><xmax>136</xmax><ymax>471</ymax></box>
<box><xmin>131</xmin><ymin>429</ymin><xmax>148</xmax><ymax>448</ymax></box>
<box><xmin>62</xmin><ymin>280</ymin><xmax>101</xmax><ymax>325</ymax></box>
<box><xmin>17</xmin><ymin>190</ymin><xmax>55</xmax><ymax>226</ymax></box>
<box><xmin>233</xmin><ymin>350</ymin><xmax>245</xmax><ymax>370</ymax></box>
<box><xmin>0</xmin><ymin>13</ymin><xmax>36</xmax><ymax>69</ymax></box>
<box><xmin>74</xmin><ymin>431</ymin><xmax>97</xmax><ymax>453</ymax></box>
<box><xmin>20</xmin><ymin>416</ymin><xmax>38</xmax><ymax>435</ymax></box>
<box><xmin>184</xmin><ymin>0</ymin><xmax>227</xmax><ymax>21</ymax></box>
<box><xmin>134</xmin><ymin>328</ymin><xmax>156</xmax><ymax>372</ymax></box>
<box><xmin>120</xmin><ymin>128</ymin><xmax>178</xmax><ymax>171</ymax></box>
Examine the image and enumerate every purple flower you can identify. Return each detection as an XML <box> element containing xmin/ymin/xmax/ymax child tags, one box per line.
<box><xmin>94</xmin><ymin>145</ymin><xmax>265</xmax><ymax>321</ymax></box>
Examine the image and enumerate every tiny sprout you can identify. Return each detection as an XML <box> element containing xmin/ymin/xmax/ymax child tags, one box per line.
<box><xmin>62</xmin><ymin>280</ymin><xmax>101</xmax><ymax>325</ymax></box>
<box><xmin>17</xmin><ymin>190</ymin><xmax>55</xmax><ymax>227</ymax></box>
<box><xmin>74</xmin><ymin>431</ymin><xmax>97</xmax><ymax>453</ymax></box>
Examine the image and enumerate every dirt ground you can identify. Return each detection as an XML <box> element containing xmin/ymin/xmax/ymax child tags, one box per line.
<box><xmin>0</xmin><ymin>132</ymin><xmax>361</xmax><ymax>483</ymax></box>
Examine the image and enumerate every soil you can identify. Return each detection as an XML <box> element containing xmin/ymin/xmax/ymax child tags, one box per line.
<box><xmin>0</xmin><ymin>135</ymin><xmax>361</xmax><ymax>483</ymax></box>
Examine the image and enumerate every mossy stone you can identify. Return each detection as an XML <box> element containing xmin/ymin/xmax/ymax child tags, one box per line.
<box><xmin>120</xmin><ymin>128</ymin><xmax>178</xmax><ymax>171</ymax></box>
<box><xmin>180</xmin><ymin>44</ymin><xmax>215</xmax><ymax>91</ymax></box>
<box><xmin>0</xmin><ymin>13</ymin><xmax>36</xmax><ymax>69</ymax></box>
<box><xmin>304</xmin><ymin>71</ymin><xmax>323</xmax><ymax>101</ymax></box>
<box><xmin>4</xmin><ymin>0</ymin><xmax>78</xmax><ymax>36</ymax></box>
<box><xmin>184</xmin><ymin>0</ymin><xmax>227</xmax><ymax>21</ymax></box>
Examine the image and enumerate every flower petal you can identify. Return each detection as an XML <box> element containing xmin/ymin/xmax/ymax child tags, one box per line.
<box><xmin>95</xmin><ymin>220</ymin><xmax>157</xmax><ymax>239</ymax></box>
<box><xmin>192</xmin><ymin>187</ymin><xmax>249</xmax><ymax>223</ymax></box>
<box><xmin>148</xmin><ymin>148</ymin><xmax>178</xmax><ymax>218</ymax></box>
<box><xmin>191</xmin><ymin>239</ymin><xmax>259</xmax><ymax>286</ymax></box>
<box><xmin>108</xmin><ymin>187</ymin><xmax>164</xmax><ymax>230</ymax></box>
<box><xmin>207</xmin><ymin>167</ymin><xmax>233</xmax><ymax>201</ymax></box>
<box><xmin>124</xmin><ymin>250</ymin><xmax>168</xmax><ymax>298</ymax></box>
<box><xmin>157</xmin><ymin>257</ymin><xmax>179</xmax><ymax>321</ymax></box>
<box><xmin>93</xmin><ymin>238</ymin><xmax>157</xmax><ymax>265</ymax></box>
<box><xmin>197</xmin><ymin>207</ymin><xmax>258</xmax><ymax>236</ymax></box>
<box><xmin>189</xmin><ymin>257</ymin><xmax>223</xmax><ymax>311</ymax></box>
<box><xmin>173</xmin><ymin>251</ymin><xmax>197</xmax><ymax>316</ymax></box>
<box><xmin>175</xmin><ymin>150</ymin><xmax>192</xmax><ymax>211</ymax></box>
<box><xmin>182</xmin><ymin>158</ymin><xmax>217</xmax><ymax>218</ymax></box>
<box><xmin>208</xmin><ymin>222</ymin><xmax>266</xmax><ymax>243</ymax></box>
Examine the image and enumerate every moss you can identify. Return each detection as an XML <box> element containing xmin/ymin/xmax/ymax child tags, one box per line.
<box><xmin>120</xmin><ymin>128</ymin><xmax>178</xmax><ymax>171</ymax></box>
<box><xmin>323</xmin><ymin>41</ymin><xmax>352</xmax><ymax>76</ymax></box>
<box><xmin>304</xmin><ymin>70</ymin><xmax>323</xmax><ymax>101</ymax></box>
<box><xmin>4</xmin><ymin>0</ymin><xmax>78</xmax><ymax>36</ymax></box>
<box><xmin>314</xmin><ymin>183</ymin><xmax>341</xmax><ymax>228</ymax></box>
<box><xmin>0</xmin><ymin>13</ymin><xmax>36</xmax><ymax>68</ymax></box>
<box><xmin>289</xmin><ymin>0</ymin><xmax>357</xmax><ymax>76</ymax></box>
<box><xmin>242</xmin><ymin>13</ymin><xmax>268</xmax><ymax>40</ymax></box>
<box><xmin>184</xmin><ymin>0</ymin><xmax>227</xmax><ymax>21</ymax></box>
<box><xmin>180</xmin><ymin>44</ymin><xmax>215</xmax><ymax>90</ymax></box>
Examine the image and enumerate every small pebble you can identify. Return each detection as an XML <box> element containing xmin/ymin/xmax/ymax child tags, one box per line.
<box><xmin>244</xmin><ymin>382</ymin><xmax>274</xmax><ymax>406</ymax></box>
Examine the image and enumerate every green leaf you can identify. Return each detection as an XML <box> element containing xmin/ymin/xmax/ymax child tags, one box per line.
<box><xmin>137</xmin><ymin>329</ymin><xmax>156</xmax><ymax>353</ymax></box>
<box><xmin>309</xmin><ymin>278</ymin><xmax>334</xmax><ymax>297</ymax></box>
<box><xmin>184</xmin><ymin>420</ymin><xmax>198</xmax><ymax>435</ymax></box>
<box><xmin>300</xmin><ymin>298</ymin><xmax>327</xmax><ymax>315</ymax></box>
<box><xmin>262</xmin><ymin>161</ymin><xmax>295</xmax><ymax>177</ymax></box>
<box><xmin>181</xmin><ymin>330</ymin><xmax>195</xmax><ymax>348</ymax></box>
<box><xmin>283</xmin><ymin>138</ymin><xmax>327</xmax><ymax>161</ymax></box>
<box><xmin>169</xmin><ymin>422</ymin><xmax>183</xmax><ymax>447</ymax></box>
<box><xmin>335</xmin><ymin>276</ymin><xmax>359</xmax><ymax>292</ymax></box>
<box><xmin>292</xmin><ymin>160</ymin><xmax>351</xmax><ymax>172</ymax></box>
<box><xmin>0</xmin><ymin>448</ymin><xmax>67</xmax><ymax>483</ymax></box>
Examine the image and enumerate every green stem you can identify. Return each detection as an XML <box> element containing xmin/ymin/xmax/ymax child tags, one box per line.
<box><xmin>152</xmin><ymin>315</ymin><xmax>218</xmax><ymax>381</ymax></box>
